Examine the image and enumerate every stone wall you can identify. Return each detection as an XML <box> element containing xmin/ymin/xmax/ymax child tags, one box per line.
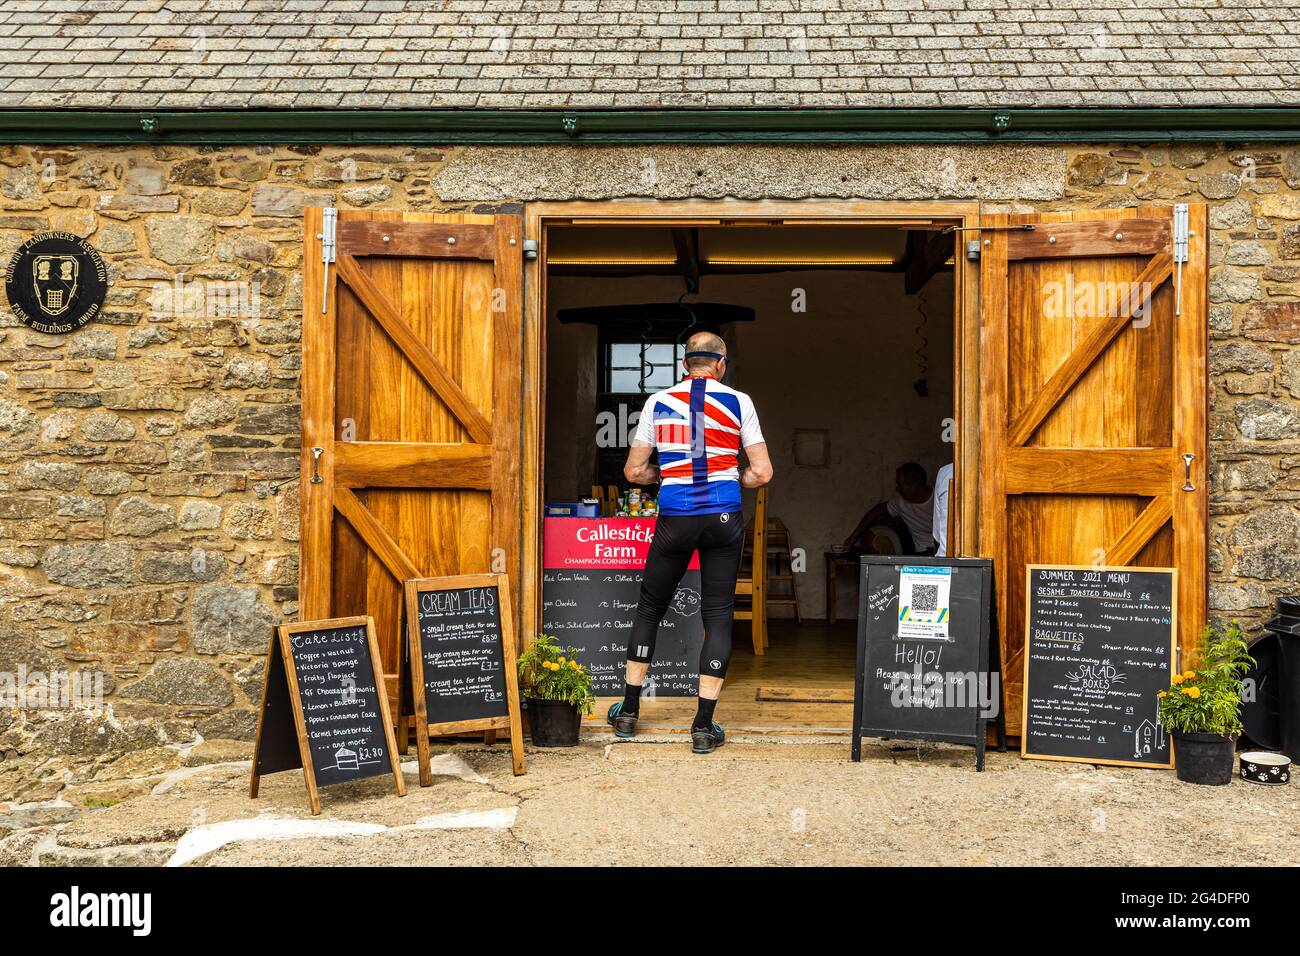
<box><xmin>0</xmin><ymin>141</ymin><xmax>1295</xmax><ymax>784</ymax></box>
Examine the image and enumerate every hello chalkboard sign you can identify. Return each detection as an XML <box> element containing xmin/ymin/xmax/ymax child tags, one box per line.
<box><xmin>1022</xmin><ymin>565</ymin><xmax>1176</xmax><ymax>769</ymax></box>
<box><xmin>851</xmin><ymin>556</ymin><xmax>1004</xmax><ymax>770</ymax></box>
<box><xmin>249</xmin><ymin>616</ymin><xmax>405</xmax><ymax>815</ymax></box>
<box><xmin>402</xmin><ymin>574</ymin><xmax>525</xmax><ymax>784</ymax></box>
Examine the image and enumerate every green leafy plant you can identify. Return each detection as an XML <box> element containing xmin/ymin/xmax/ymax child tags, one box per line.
<box><xmin>1157</xmin><ymin>621</ymin><xmax>1255</xmax><ymax>738</ymax></box>
<box><xmin>517</xmin><ymin>633</ymin><xmax>594</xmax><ymax>715</ymax></box>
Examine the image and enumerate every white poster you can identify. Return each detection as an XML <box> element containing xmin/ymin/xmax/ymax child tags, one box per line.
<box><xmin>897</xmin><ymin>565</ymin><xmax>952</xmax><ymax>641</ymax></box>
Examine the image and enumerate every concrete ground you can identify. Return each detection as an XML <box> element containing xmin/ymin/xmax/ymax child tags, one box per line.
<box><xmin>2</xmin><ymin>732</ymin><xmax>1297</xmax><ymax>867</ymax></box>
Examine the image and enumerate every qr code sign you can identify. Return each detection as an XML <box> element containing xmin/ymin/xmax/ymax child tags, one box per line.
<box><xmin>911</xmin><ymin>583</ymin><xmax>939</xmax><ymax>612</ymax></box>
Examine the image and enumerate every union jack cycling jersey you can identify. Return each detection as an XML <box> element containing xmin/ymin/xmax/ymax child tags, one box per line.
<box><xmin>633</xmin><ymin>375</ymin><xmax>765</xmax><ymax>516</ymax></box>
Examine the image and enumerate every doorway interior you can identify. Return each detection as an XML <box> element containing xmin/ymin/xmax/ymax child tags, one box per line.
<box><xmin>528</xmin><ymin>203</ymin><xmax>977</xmax><ymax>732</ymax></box>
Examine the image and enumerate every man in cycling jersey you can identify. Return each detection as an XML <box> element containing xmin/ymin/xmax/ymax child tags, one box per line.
<box><xmin>608</xmin><ymin>331</ymin><xmax>773</xmax><ymax>754</ymax></box>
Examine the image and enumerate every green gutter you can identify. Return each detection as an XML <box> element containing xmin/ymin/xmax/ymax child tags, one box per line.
<box><xmin>2</xmin><ymin>108</ymin><xmax>1300</xmax><ymax>145</ymax></box>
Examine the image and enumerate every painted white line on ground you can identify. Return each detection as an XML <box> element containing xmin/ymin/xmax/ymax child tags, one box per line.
<box><xmin>406</xmin><ymin>807</ymin><xmax>518</xmax><ymax>831</ymax></box>
<box><xmin>166</xmin><ymin>814</ymin><xmax>386</xmax><ymax>867</ymax></box>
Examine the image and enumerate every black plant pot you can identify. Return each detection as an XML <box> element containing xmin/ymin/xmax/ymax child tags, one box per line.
<box><xmin>1173</xmin><ymin>731</ymin><xmax>1236</xmax><ymax>785</ymax></box>
<box><xmin>527</xmin><ymin>698</ymin><xmax>582</xmax><ymax>747</ymax></box>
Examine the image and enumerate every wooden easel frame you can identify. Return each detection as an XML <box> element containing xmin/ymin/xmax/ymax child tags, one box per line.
<box><xmin>403</xmin><ymin>573</ymin><xmax>526</xmax><ymax>785</ymax></box>
<box><xmin>1020</xmin><ymin>565</ymin><xmax>1178</xmax><ymax>770</ymax></box>
<box><xmin>249</xmin><ymin>615</ymin><xmax>407</xmax><ymax>815</ymax></box>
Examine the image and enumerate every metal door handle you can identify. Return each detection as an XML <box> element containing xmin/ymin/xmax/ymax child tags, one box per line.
<box><xmin>310</xmin><ymin>447</ymin><xmax>324</xmax><ymax>484</ymax></box>
<box><xmin>1182</xmin><ymin>453</ymin><xmax>1195</xmax><ymax>492</ymax></box>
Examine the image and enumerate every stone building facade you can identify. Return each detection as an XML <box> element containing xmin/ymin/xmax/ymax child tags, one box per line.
<box><xmin>0</xmin><ymin>140</ymin><xmax>1296</xmax><ymax>789</ymax></box>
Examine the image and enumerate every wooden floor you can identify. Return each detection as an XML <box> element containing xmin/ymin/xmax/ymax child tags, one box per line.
<box><xmin>584</xmin><ymin>618</ymin><xmax>859</xmax><ymax>734</ymax></box>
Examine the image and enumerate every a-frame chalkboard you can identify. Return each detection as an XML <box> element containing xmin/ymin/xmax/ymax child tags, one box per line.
<box><xmin>1021</xmin><ymin>565</ymin><xmax>1177</xmax><ymax>769</ymax></box>
<box><xmin>249</xmin><ymin>616</ymin><xmax>406</xmax><ymax>814</ymax></box>
<box><xmin>402</xmin><ymin>573</ymin><xmax>526</xmax><ymax>785</ymax></box>
<box><xmin>852</xmin><ymin>556</ymin><xmax>1006</xmax><ymax>770</ymax></box>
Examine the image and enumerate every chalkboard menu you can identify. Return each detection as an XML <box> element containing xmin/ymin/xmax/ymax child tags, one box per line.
<box><xmin>1022</xmin><ymin>565</ymin><xmax>1176</xmax><ymax>768</ymax></box>
<box><xmin>249</xmin><ymin>616</ymin><xmax>405</xmax><ymax>815</ymax></box>
<box><xmin>542</xmin><ymin>518</ymin><xmax>704</xmax><ymax>697</ymax></box>
<box><xmin>402</xmin><ymin>574</ymin><xmax>525</xmax><ymax>783</ymax></box>
<box><xmin>852</xmin><ymin>556</ymin><xmax>1003</xmax><ymax>770</ymax></box>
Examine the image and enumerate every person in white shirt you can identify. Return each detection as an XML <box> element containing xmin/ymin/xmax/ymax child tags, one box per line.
<box><xmin>843</xmin><ymin>462</ymin><xmax>935</xmax><ymax>555</ymax></box>
<box><xmin>932</xmin><ymin>462</ymin><xmax>953</xmax><ymax>558</ymax></box>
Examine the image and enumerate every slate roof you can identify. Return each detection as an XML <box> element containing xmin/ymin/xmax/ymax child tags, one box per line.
<box><xmin>1</xmin><ymin>0</ymin><xmax>1297</xmax><ymax>110</ymax></box>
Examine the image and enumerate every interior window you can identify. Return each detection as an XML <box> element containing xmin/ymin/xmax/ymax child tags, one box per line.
<box><xmin>606</xmin><ymin>341</ymin><xmax>684</xmax><ymax>393</ymax></box>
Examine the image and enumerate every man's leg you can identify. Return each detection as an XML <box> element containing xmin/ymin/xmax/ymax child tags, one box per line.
<box><xmin>610</xmin><ymin>517</ymin><xmax>693</xmax><ymax>733</ymax></box>
<box><xmin>691</xmin><ymin>511</ymin><xmax>745</xmax><ymax>751</ymax></box>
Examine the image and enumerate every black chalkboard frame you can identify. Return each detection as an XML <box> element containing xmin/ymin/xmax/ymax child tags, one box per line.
<box><xmin>402</xmin><ymin>573</ymin><xmax>526</xmax><ymax>785</ymax></box>
<box><xmin>851</xmin><ymin>556</ymin><xmax>1004</xmax><ymax>770</ymax></box>
<box><xmin>249</xmin><ymin>615</ymin><xmax>407</xmax><ymax>815</ymax></box>
<box><xmin>1021</xmin><ymin>564</ymin><xmax>1178</xmax><ymax>770</ymax></box>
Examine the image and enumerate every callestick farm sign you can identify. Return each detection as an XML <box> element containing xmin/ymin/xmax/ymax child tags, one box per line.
<box><xmin>4</xmin><ymin>232</ymin><xmax>108</xmax><ymax>334</ymax></box>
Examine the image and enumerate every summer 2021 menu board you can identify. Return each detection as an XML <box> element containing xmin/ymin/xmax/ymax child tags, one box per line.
<box><xmin>1022</xmin><ymin>565</ymin><xmax>1176</xmax><ymax>769</ymax></box>
<box><xmin>541</xmin><ymin>518</ymin><xmax>704</xmax><ymax>697</ymax></box>
<box><xmin>249</xmin><ymin>616</ymin><xmax>405</xmax><ymax>815</ymax></box>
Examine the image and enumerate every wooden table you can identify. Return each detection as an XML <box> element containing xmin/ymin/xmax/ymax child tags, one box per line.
<box><xmin>825</xmin><ymin>551</ymin><xmax>859</xmax><ymax>625</ymax></box>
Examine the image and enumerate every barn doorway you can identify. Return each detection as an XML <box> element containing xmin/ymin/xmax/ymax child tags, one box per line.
<box><xmin>525</xmin><ymin>202</ymin><xmax>978</xmax><ymax>732</ymax></box>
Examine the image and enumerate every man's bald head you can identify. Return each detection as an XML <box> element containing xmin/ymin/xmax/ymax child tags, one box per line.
<box><xmin>684</xmin><ymin>331</ymin><xmax>727</xmax><ymax>372</ymax></box>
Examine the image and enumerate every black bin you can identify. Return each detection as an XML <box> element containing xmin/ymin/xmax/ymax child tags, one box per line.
<box><xmin>1264</xmin><ymin>596</ymin><xmax>1300</xmax><ymax>763</ymax></box>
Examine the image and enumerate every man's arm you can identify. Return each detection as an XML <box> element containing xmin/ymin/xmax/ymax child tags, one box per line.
<box><xmin>740</xmin><ymin>442</ymin><xmax>773</xmax><ymax>488</ymax></box>
<box><xmin>624</xmin><ymin>441</ymin><xmax>659</xmax><ymax>485</ymax></box>
<box><xmin>844</xmin><ymin>501</ymin><xmax>889</xmax><ymax>548</ymax></box>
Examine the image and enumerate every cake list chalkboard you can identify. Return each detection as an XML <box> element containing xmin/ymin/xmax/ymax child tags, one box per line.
<box><xmin>542</xmin><ymin>518</ymin><xmax>703</xmax><ymax>697</ymax></box>
<box><xmin>852</xmin><ymin>556</ymin><xmax>1003</xmax><ymax>770</ymax></box>
<box><xmin>403</xmin><ymin>573</ymin><xmax>525</xmax><ymax>783</ymax></box>
<box><xmin>249</xmin><ymin>616</ymin><xmax>405</xmax><ymax>814</ymax></box>
<box><xmin>1022</xmin><ymin>565</ymin><xmax>1176</xmax><ymax>769</ymax></box>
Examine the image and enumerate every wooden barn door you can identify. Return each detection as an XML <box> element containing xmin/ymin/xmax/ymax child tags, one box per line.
<box><xmin>979</xmin><ymin>205</ymin><xmax>1207</xmax><ymax>735</ymax></box>
<box><xmin>300</xmin><ymin>209</ymin><xmax>524</xmax><ymax>713</ymax></box>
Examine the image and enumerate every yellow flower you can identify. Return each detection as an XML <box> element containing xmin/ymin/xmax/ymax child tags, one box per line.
<box><xmin>557</xmin><ymin>656</ymin><xmax>566</xmax><ymax>664</ymax></box>
<box><xmin>1158</xmin><ymin>691</ymin><xmax>1167</xmax><ymax>698</ymax></box>
<box><xmin>1186</xmin><ymin>686</ymin><xmax>1201</xmax><ymax>699</ymax></box>
<box><xmin>1171</xmin><ymin>674</ymin><xmax>1185</xmax><ymax>685</ymax></box>
<box><xmin>1183</xmin><ymin>670</ymin><xmax>1196</xmax><ymax>679</ymax></box>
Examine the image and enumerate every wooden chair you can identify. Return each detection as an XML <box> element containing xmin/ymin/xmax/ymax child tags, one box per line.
<box><xmin>734</xmin><ymin>486</ymin><xmax>768</xmax><ymax>655</ymax></box>
<box><xmin>764</xmin><ymin>514</ymin><xmax>802</xmax><ymax>624</ymax></box>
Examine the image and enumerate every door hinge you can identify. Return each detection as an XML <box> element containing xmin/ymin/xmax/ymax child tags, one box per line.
<box><xmin>965</xmin><ymin>239</ymin><xmax>981</xmax><ymax>261</ymax></box>
<box><xmin>1173</xmin><ymin>202</ymin><xmax>1189</xmax><ymax>317</ymax></box>
<box><xmin>318</xmin><ymin>206</ymin><xmax>337</xmax><ymax>315</ymax></box>
<box><xmin>522</xmin><ymin>238</ymin><xmax>538</xmax><ymax>260</ymax></box>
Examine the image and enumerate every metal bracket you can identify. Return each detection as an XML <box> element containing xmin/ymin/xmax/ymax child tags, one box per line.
<box><xmin>318</xmin><ymin>206</ymin><xmax>337</xmax><ymax>315</ymax></box>
<box><xmin>561</xmin><ymin>114</ymin><xmax>579</xmax><ymax>137</ymax></box>
<box><xmin>1173</xmin><ymin>202</ymin><xmax>1189</xmax><ymax>317</ymax></box>
<box><xmin>1182</xmin><ymin>452</ymin><xmax>1195</xmax><ymax>492</ymax></box>
<box><xmin>522</xmin><ymin>238</ymin><xmax>539</xmax><ymax>260</ymax></box>
<box><xmin>310</xmin><ymin>447</ymin><xmax>324</xmax><ymax>484</ymax></box>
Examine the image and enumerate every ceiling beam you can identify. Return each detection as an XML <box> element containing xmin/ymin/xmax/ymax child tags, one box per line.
<box><xmin>670</xmin><ymin>227</ymin><xmax>702</xmax><ymax>291</ymax></box>
<box><xmin>903</xmin><ymin>229</ymin><xmax>955</xmax><ymax>295</ymax></box>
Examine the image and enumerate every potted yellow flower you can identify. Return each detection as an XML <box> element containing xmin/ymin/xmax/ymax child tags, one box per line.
<box><xmin>1158</xmin><ymin>621</ymin><xmax>1254</xmax><ymax>785</ymax></box>
<box><xmin>517</xmin><ymin>633</ymin><xmax>594</xmax><ymax>747</ymax></box>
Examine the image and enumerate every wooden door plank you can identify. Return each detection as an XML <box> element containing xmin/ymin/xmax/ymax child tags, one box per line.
<box><xmin>1007</xmin><ymin>252</ymin><xmax>1173</xmax><ymax>448</ymax></box>
<box><xmin>334</xmin><ymin>486</ymin><xmax>422</xmax><ymax>584</ymax></box>
<box><xmin>333</xmin><ymin>444</ymin><xmax>495</xmax><ymax>489</ymax></box>
<box><xmin>1106</xmin><ymin>495</ymin><xmax>1173</xmax><ymax>567</ymax></box>
<box><xmin>338</xmin><ymin>219</ymin><xmax>496</xmax><ymax>260</ymax></box>
<box><xmin>335</xmin><ymin>252</ymin><xmax>493</xmax><ymax>444</ymax></box>
<box><xmin>1006</xmin><ymin>217</ymin><xmax>1171</xmax><ymax>261</ymax></box>
<box><xmin>300</xmin><ymin>206</ymin><xmax>334</xmax><ymax>620</ymax></box>
<box><xmin>1172</xmin><ymin>203</ymin><xmax>1208</xmax><ymax>666</ymax></box>
<box><xmin>1003</xmin><ymin>447</ymin><xmax>1172</xmax><ymax>496</ymax></box>
<box><xmin>491</xmin><ymin>215</ymin><xmax>524</xmax><ymax>621</ymax></box>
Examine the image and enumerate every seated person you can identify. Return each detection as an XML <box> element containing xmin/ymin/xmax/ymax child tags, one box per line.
<box><xmin>843</xmin><ymin>462</ymin><xmax>936</xmax><ymax>556</ymax></box>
